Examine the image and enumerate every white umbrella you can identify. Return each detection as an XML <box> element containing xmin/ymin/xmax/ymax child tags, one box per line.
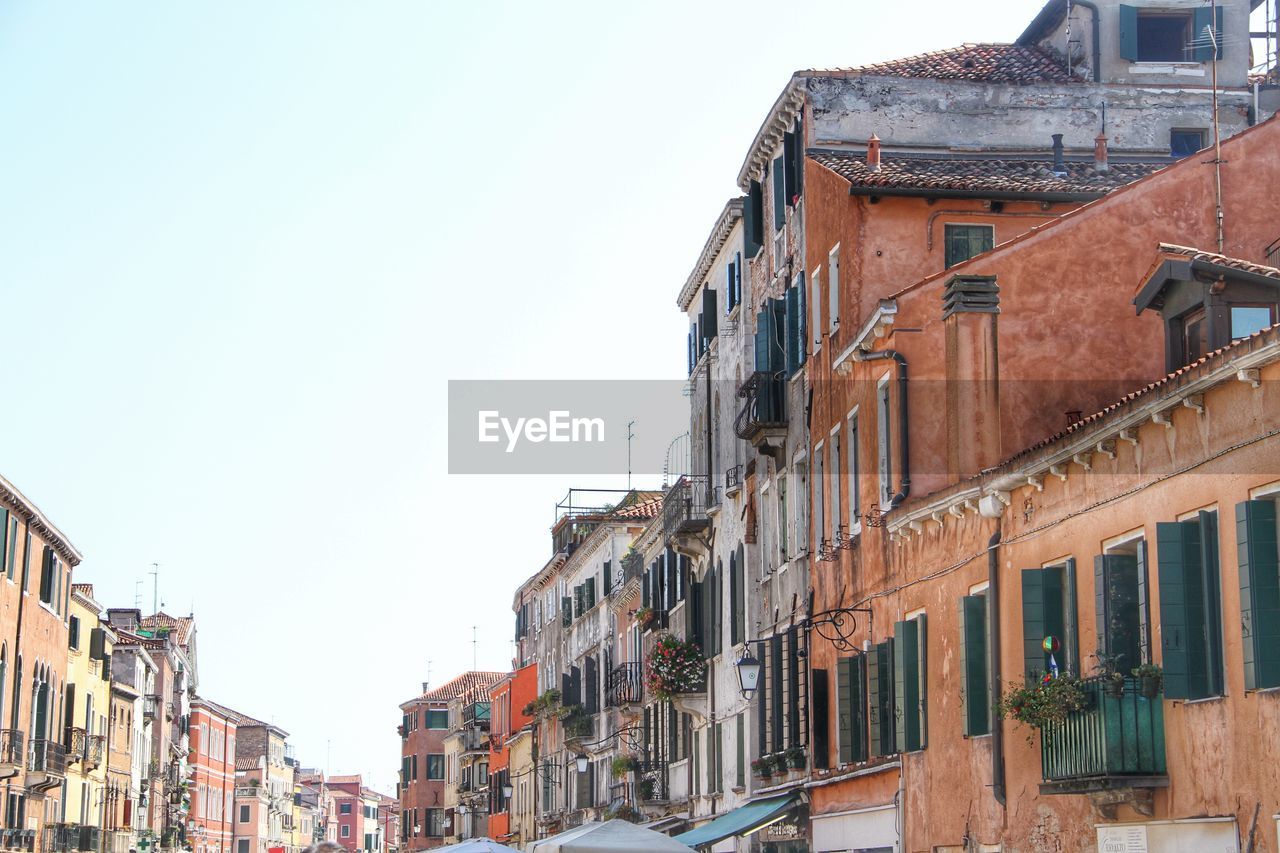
<box><xmin>530</xmin><ymin>820</ymin><xmax>692</xmax><ymax>852</ymax></box>
<box><xmin>434</xmin><ymin>838</ymin><xmax>523</xmax><ymax>852</ymax></box>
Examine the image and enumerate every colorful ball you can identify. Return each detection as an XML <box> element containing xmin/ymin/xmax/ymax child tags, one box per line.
<box><xmin>1042</xmin><ymin>635</ymin><xmax>1060</xmax><ymax>653</ymax></box>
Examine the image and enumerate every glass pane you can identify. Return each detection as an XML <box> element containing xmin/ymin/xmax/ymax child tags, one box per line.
<box><xmin>1231</xmin><ymin>306</ymin><xmax>1274</xmax><ymax>339</ymax></box>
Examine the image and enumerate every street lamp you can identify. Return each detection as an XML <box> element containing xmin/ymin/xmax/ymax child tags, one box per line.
<box><xmin>735</xmin><ymin>650</ymin><xmax>762</xmax><ymax>700</ymax></box>
<box><xmin>502</xmin><ymin>784</ymin><xmax>513</xmax><ymax>799</ymax></box>
<box><xmin>574</xmin><ymin>756</ymin><xmax>588</xmax><ymax>773</ymax></box>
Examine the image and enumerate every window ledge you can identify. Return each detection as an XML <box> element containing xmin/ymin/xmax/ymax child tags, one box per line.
<box><xmin>1178</xmin><ymin>694</ymin><xmax>1226</xmax><ymax>705</ymax></box>
<box><xmin>1128</xmin><ymin>63</ymin><xmax>1205</xmax><ymax>76</ymax></box>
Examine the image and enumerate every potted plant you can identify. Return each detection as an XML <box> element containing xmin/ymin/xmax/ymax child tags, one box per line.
<box><xmin>784</xmin><ymin>746</ymin><xmax>806</xmax><ymax>770</ymax></box>
<box><xmin>750</xmin><ymin>756</ymin><xmax>774</xmax><ymax>780</ymax></box>
<box><xmin>1132</xmin><ymin>663</ymin><xmax>1163</xmax><ymax>698</ymax></box>
<box><xmin>637</xmin><ymin>778</ymin><xmax>656</xmax><ymax>801</ymax></box>
<box><xmin>634</xmin><ymin>607</ymin><xmax>656</xmax><ymax>630</ymax></box>
<box><xmin>1091</xmin><ymin>652</ymin><xmax>1127</xmax><ymax>698</ymax></box>
<box><xmin>611</xmin><ymin>755</ymin><xmax>638</xmax><ymax>778</ymax></box>
<box><xmin>644</xmin><ymin>634</ymin><xmax>708</xmax><ymax>701</ymax></box>
<box><xmin>999</xmin><ymin>675</ymin><xmax>1088</xmax><ymax>744</ymax></box>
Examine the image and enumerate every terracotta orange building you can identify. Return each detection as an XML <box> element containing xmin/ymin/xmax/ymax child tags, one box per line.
<box><xmin>484</xmin><ymin>664</ymin><xmax>535</xmax><ymax>845</ymax></box>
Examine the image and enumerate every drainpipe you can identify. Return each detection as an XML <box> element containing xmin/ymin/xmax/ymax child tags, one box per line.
<box><xmin>853</xmin><ymin>350</ymin><xmax>910</xmax><ymax>507</ymax></box>
<box><xmin>1072</xmin><ymin>0</ymin><xmax>1102</xmax><ymax>82</ymax></box>
<box><xmin>987</xmin><ymin>524</ymin><xmax>1006</xmax><ymax>807</ymax></box>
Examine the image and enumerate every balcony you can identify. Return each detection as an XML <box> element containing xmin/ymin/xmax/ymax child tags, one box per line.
<box><xmin>142</xmin><ymin>695</ymin><xmax>160</xmax><ymax>719</ymax></box>
<box><xmin>662</xmin><ymin>476</ymin><xmax>711</xmax><ymax>556</ymax></box>
<box><xmin>459</xmin><ymin>727</ymin><xmax>487</xmax><ymax>754</ymax></box>
<box><xmin>1</xmin><ymin>830</ymin><xmax>36</xmax><ymax>852</ymax></box>
<box><xmin>605</xmin><ymin>663</ymin><xmax>642</xmax><ymax>708</ymax></box>
<box><xmin>735</xmin><ymin>370</ymin><xmax>787</xmax><ymax>455</ymax></box>
<box><xmin>636</xmin><ymin>760</ymin><xmax>668</xmax><ymax>804</ymax></box>
<box><xmin>43</xmin><ymin>825</ymin><xmax>103</xmax><ymax>853</ymax></box>
<box><xmin>0</xmin><ymin>730</ymin><xmax>24</xmax><ymax>780</ymax></box>
<box><xmin>621</xmin><ymin>551</ymin><xmax>643</xmax><ymax>586</ymax></box>
<box><xmin>27</xmin><ymin>739</ymin><xmax>67</xmax><ymax>790</ymax></box>
<box><xmin>462</xmin><ymin>702</ymin><xmax>491</xmax><ymax>727</ymax></box>
<box><xmin>1039</xmin><ymin>676</ymin><xmax>1167</xmax><ymax>800</ymax></box>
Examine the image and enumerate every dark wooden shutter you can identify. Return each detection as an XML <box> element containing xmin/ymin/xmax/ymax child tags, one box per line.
<box><xmin>725</xmin><ymin>262</ymin><xmax>736</xmax><ymax>313</ymax></box>
<box><xmin>1237</xmin><ymin>500</ymin><xmax>1280</xmax><ymax>690</ymax></box>
<box><xmin>1157</xmin><ymin>520</ymin><xmax>1202</xmax><ymax>699</ymax></box>
<box><xmin>735</xmin><ymin>714</ymin><xmax>746</xmax><ymax>786</ymax></box>
<box><xmin>787</xmin><ymin>627</ymin><xmax>802</xmax><ymax>747</ymax></box>
<box><xmin>1021</xmin><ymin>569</ymin><xmax>1047</xmax><ymax>684</ymax></box>
<box><xmin>1192</xmin><ymin>6</ymin><xmax>1224</xmax><ymax>60</ymax></box>
<box><xmin>1063</xmin><ymin>558</ymin><xmax>1080</xmax><ymax>675</ymax></box>
<box><xmin>745</xmin><ymin>181</ymin><xmax>764</xmax><ymax>258</ymax></box>
<box><xmin>837</xmin><ymin>657</ymin><xmax>852</xmax><ymax>763</ymax></box>
<box><xmin>734</xmin><ymin>251</ymin><xmax>743</xmax><ymax>306</ymax></box>
<box><xmin>561</xmin><ymin>672</ymin><xmax>572</xmax><ymax>705</ymax></box>
<box><xmin>702</xmin><ymin>288</ymin><xmax>718</xmax><ymax>341</ymax></box>
<box><xmin>1199</xmin><ymin>510</ymin><xmax>1224</xmax><ymax>696</ymax></box>
<box><xmin>894</xmin><ymin>619</ymin><xmax>923</xmax><ymax>753</ymax></box>
<box><xmin>63</xmin><ymin>682</ymin><xmax>76</xmax><ymax>745</ymax></box>
<box><xmin>1118</xmin><ymin>4</ymin><xmax>1139</xmax><ymax>61</ymax></box>
<box><xmin>584</xmin><ymin>657</ymin><xmax>598</xmax><ymax>714</ymax></box>
<box><xmin>602</xmin><ymin>561</ymin><xmax>611</xmax><ymax>594</ymax></box>
<box><xmin>571</xmin><ymin>666</ymin><xmax>582</xmax><ymax>707</ymax></box>
<box><xmin>812</xmin><ymin>668</ymin><xmax>830</xmax><ymax>769</ymax></box>
<box><xmin>769</xmin><ymin>635</ymin><xmax>784</xmax><ymax>753</ymax></box>
<box><xmin>586</xmin><ymin>577</ymin><xmax>596</xmax><ymax>610</ymax></box>
<box><xmin>666</xmin><ymin>550</ymin><xmax>679</xmax><ymax>608</ymax></box>
<box><xmin>728</xmin><ymin>553</ymin><xmax>739</xmax><ymax>646</ymax></box>
<box><xmin>798</xmin><ymin>272</ymin><xmax>807</xmax><ymax>366</ymax></box>
<box><xmin>784</xmin><ymin>286</ymin><xmax>801</xmax><ymax>376</ymax></box>
<box><xmin>688</xmin><ymin>578</ymin><xmax>703</xmax><ymax>653</ymax></box>
<box><xmin>771</xmin><ymin>157</ymin><xmax>785</xmax><ymax>230</ymax></box>
<box><xmin>959</xmin><ymin>595</ymin><xmax>989</xmax><ymax>736</ymax></box>
<box><xmin>687</xmin><ymin>330</ymin><xmax>694</xmax><ymax>375</ymax></box>
<box><xmin>755</xmin><ymin>310</ymin><xmax>771</xmax><ymax>373</ymax></box>
<box><xmin>782</xmin><ymin>131</ymin><xmax>798</xmax><ymax>206</ymax></box>
<box><xmin>869</xmin><ymin>640</ymin><xmax>894</xmax><ymax>757</ymax></box>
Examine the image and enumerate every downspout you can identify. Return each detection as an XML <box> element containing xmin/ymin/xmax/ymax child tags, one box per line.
<box><xmin>853</xmin><ymin>350</ymin><xmax>910</xmax><ymax>507</ymax></box>
<box><xmin>987</xmin><ymin>524</ymin><xmax>1006</xmax><ymax>806</ymax></box>
<box><xmin>1072</xmin><ymin>0</ymin><xmax>1102</xmax><ymax>83</ymax></box>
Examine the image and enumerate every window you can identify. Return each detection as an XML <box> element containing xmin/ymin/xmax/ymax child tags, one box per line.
<box><xmin>944</xmin><ymin>224</ymin><xmax>994</xmax><ymax>269</ymax></box>
<box><xmin>340</xmin><ymin>826</ymin><xmax>350</xmax><ymax>839</ymax></box>
<box><xmin>959</xmin><ymin>593</ymin><xmax>990</xmax><ymax>736</ymax></box>
<box><xmin>1231</xmin><ymin>305</ymin><xmax>1277</xmax><ymax>339</ymax></box>
<box><xmin>68</xmin><ymin>617</ymin><xmax>80</xmax><ymax>651</ymax></box>
<box><xmin>777</xmin><ymin>474</ymin><xmax>789</xmax><ymax>561</ymax></box>
<box><xmin>1156</xmin><ymin>510</ymin><xmax>1224</xmax><ymax>699</ymax></box>
<box><xmin>771</xmin><ymin>156</ymin><xmax>786</xmax><ymax>232</ymax></box>
<box><xmin>425</xmin><ymin>709</ymin><xmax>448</xmax><ymax>729</ymax></box>
<box><xmin>893</xmin><ymin>614</ymin><xmax>927</xmax><ymax>752</ymax></box>
<box><xmin>811</xmin><ymin>268</ymin><xmax>823</xmax><ymax>353</ymax></box>
<box><xmin>239</xmin><ymin>805</ymin><xmax>250</xmax><ymax>824</ymax></box>
<box><xmin>237</xmin><ymin>841</ymin><xmax>249</xmax><ymax>853</ymax></box>
<box><xmin>813</xmin><ymin>441</ymin><xmax>826</xmax><ymax>550</ymax></box>
<box><xmin>794</xmin><ymin>457</ymin><xmax>809</xmax><ymax>556</ymax></box>
<box><xmin>1236</xmin><ymin>499</ymin><xmax>1280</xmax><ymax>690</ymax></box>
<box><xmin>1021</xmin><ymin>561</ymin><xmax>1081</xmax><ymax>682</ymax></box>
<box><xmin>0</xmin><ymin>510</ymin><xmax>8</xmax><ymax>581</ymax></box>
<box><xmin>847</xmin><ymin>411</ymin><xmax>861</xmax><ymax>534</ymax></box>
<box><xmin>1170</xmin><ymin>129</ymin><xmax>1205</xmax><ymax>158</ymax></box>
<box><xmin>1181</xmin><ymin>307</ymin><xmax>1207</xmax><ymax>364</ymax></box>
<box><xmin>1096</xmin><ymin>538</ymin><xmax>1151</xmax><ymax>673</ymax></box>
<box><xmin>784</xmin><ymin>273</ymin><xmax>807</xmax><ymax>375</ymax></box>
<box><xmin>426</xmin><ymin>753</ymin><xmax>444</xmax><ymax>780</ymax></box>
<box><xmin>829</xmin><ymin>430</ymin><xmax>841</xmax><ymax>544</ymax></box>
<box><xmin>339</xmin><ymin>803</ymin><xmax>352</xmax><ymax>815</ymax></box>
<box><xmin>836</xmin><ymin>655</ymin><xmax>867</xmax><ymax>764</ymax></box>
<box><xmin>745</xmin><ymin>180</ymin><xmax>764</xmax><ymax>258</ymax></box>
<box><xmin>426</xmin><ymin>808</ymin><xmax>446</xmax><ymax>838</ymax></box>
<box><xmin>828</xmin><ymin>245</ymin><xmax>840</xmax><ymax>331</ymax></box>
<box><xmin>39</xmin><ymin>547</ymin><xmax>57</xmax><ymax>606</ymax></box>
<box><xmin>868</xmin><ymin>639</ymin><xmax>896</xmax><ymax>757</ymax></box>
<box><xmin>877</xmin><ymin>375</ymin><xmax>893</xmax><ymax>507</ymax></box>
<box><xmin>1120</xmin><ymin>5</ymin><xmax>1222</xmax><ymax>62</ymax></box>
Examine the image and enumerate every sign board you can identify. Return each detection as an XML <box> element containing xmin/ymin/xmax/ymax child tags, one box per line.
<box><xmin>761</xmin><ymin>821</ymin><xmax>808</xmax><ymax>842</ymax></box>
<box><xmin>1098</xmin><ymin>825</ymin><xmax>1148</xmax><ymax>853</ymax></box>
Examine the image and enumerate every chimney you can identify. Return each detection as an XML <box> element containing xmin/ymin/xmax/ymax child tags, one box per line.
<box><xmin>1094</xmin><ymin>132</ymin><xmax>1109</xmax><ymax>173</ymax></box>
<box><xmin>1051</xmin><ymin>134</ymin><xmax>1066</xmax><ymax>176</ymax></box>
<box><xmin>867</xmin><ymin>133</ymin><xmax>882</xmax><ymax>172</ymax></box>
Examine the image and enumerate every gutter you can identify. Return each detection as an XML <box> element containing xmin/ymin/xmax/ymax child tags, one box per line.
<box><xmin>849</xmin><ymin>185</ymin><xmax>1105</xmax><ymax>203</ymax></box>
<box><xmin>854</xmin><ymin>350</ymin><xmax>911</xmax><ymax>508</ymax></box>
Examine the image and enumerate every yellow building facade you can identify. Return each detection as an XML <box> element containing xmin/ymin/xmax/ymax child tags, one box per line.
<box><xmin>62</xmin><ymin>585</ymin><xmax>115</xmax><ymax>832</ymax></box>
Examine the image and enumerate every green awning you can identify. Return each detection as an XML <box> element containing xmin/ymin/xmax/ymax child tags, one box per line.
<box><xmin>673</xmin><ymin>793</ymin><xmax>800</xmax><ymax>849</ymax></box>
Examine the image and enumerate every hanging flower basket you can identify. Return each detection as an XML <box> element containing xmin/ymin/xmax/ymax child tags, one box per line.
<box><xmin>999</xmin><ymin>675</ymin><xmax>1088</xmax><ymax>744</ymax></box>
<box><xmin>645</xmin><ymin>634</ymin><xmax>707</xmax><ymax>701</ymax></box>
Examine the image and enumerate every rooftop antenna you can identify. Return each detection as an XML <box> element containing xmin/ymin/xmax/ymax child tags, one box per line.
<box><xmin>134</xmin><ymin>580</ymin><xmax>143</xmax><ymax>610</ymax></box>
<box><xmin>472</xmin><ymin>627</ymin><xmax>478</xmax><ymax>670</ymax></box>
<box><xmin>1066</xmin><ymin>0</ymin><xmax>1073</xmax><ymax>77</ymax></box>
<box><xmin>626</xmin><ymin>420</ymin><xmax>636</xmax><ymax>491</ymax></box>
<box><xmin>149</xmin><ymin>563</ymin><xmax>160</xmax><ymax>614</ymax></box>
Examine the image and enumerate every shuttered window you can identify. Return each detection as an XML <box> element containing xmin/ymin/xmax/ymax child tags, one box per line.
<box><xmin>868</xmin><ymin>640</ymin><xmax>895</xmax><ymax>757</ymax></box>
<box><xmin>782</xmin><ymin>130</ymin><xmax>799</xmax><ymax>207</ymax></box>
<box><xmin>735</xmin><ymin>714</ymin><xmax>746</xmax><ymax>787</ymax></box>
<box><xmin>836</xmin><ymin>655</ymin><xmax>867</xmax><ymax>764</ymax></box>
<box><xmin>702</xmin><ymin>288</ymin><xmax>718</xmax><ymax>343</ymax></box>
<box><xmin>784</xmin><ymin>285</ymin><xmax>802</xmax><ymax>376</ymax></box>
<box><xmin>811</xmin><ymin>668</ymin><xmax>830</xmax><ymax>769</ymax></box>
<box><xmin>959</xmin><ymin>594</ymin><xmax>990</xmax><ymax>736</ymax></box>
<box><xmin>877</xmin><ymin>377</ymin><xmax>893</xmax><ymax>506</ymax></box>
<box><xmin>771</xmin><ymin>157</ymin><xmax>786</xmax><ymax>231</ymax></box>
<box><xmin>1095</xmin><ymin>544</ymin><xmax>1151</xmax><ymax>673</ymax></box>
<box><xmin>1157</xmin><ymin>511</ymin><xmax>1224</xmax><ymax>699</ymax></box>
<box><xmin>729</xmin><ymin>552</ymin><xmax>743</xmax><ymax>646</ymax></box>
<box><xmin>811</xmin><ymin>269</ymin><xmax>823</xmax><ymax>354</ymax></box>
<box><xmin>1020</xmin><ymin>561</ymin><xmax>1080</xmax><ymax>683</ymax></box>
<box><xmin>893</xmin><ymin>615</ymin><xmax>927</xmax><ymax>752</ymax></box>
<box><xmin>745</xmin><ymin>181</ymin><xmax>764</xmax><ymax>258</ymax></box>
<box><xmin>828</xmin><ymin>246</ymin><xmax>840</xmax><ymax>331</ymax></box>
<box><xmin>1237</xmin><ymin>500</ymin><xmax>1280</xmax><ymax>690</ymax></box>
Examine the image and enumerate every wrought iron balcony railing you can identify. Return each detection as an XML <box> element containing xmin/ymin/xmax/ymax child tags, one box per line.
<box><xmin>605</xmin><ymin>663</ymin><xmax>643</xmax><ymax>708</ymax></box>
<box><xmin>142</xmin><ymin>695</ymin><xmax>160</xmax><ymax>719</ymax></box>
<box><xmin>0</xmin><ymin>729</ymin><xmax>24</xmax><ymax>766</ymax></box>
<box><xmin>636</xmin><ymin>760</ymin><xmax>668</xmax><ymax>803</ymax></box>
<box><xmin>662</xmin><ymin>475</ymin><xmax>711</xmax><ymax>538</ymax></box>
<box><xmin>735</xmin><ymin>370</ymin><xmax>787</xmax><ymax>442</ymax></box>
<box><xmin>84</xmin><ymin>734</ymin><xmax>105</xmax><ymax>769</ymax></box>
<box><xmin>1039</xmin><ymin>676</ymin><xmax>1166</xmax><ymax>793</ymax></box>
<box><xmin>621</xmin><ymin>551</ymin><xmax>643</xmax><ymax>585</ymax></box>
<box><xmin>29</xmin><ymin>740</ymin><xmax>67</xmax><ymax>776</ymax></box>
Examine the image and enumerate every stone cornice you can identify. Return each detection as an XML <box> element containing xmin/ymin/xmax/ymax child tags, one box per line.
<box><xmin>0</xmin><ymin>474</ymin><xmax>82</xmax><ymax>565</ymax></box>
<box><xmin>677</xmin><ymin>198</ymin><xmax>744</xmax><ymax>311</ymax></box>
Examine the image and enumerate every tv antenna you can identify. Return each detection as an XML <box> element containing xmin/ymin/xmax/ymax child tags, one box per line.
<box><xmin>626</xmin><ymin>420</ymin><xmax>636</xmax><ymax>490</ymax></box>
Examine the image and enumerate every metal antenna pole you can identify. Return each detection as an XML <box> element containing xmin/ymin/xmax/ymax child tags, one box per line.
<box><xmin>472</xmin><ymin>627</ymin><xmax>478</xmax><ymax>671</ymax></box>
<box><xmin>150</xmin><ymin>563</ymin><xmax>160</xmax><ymax>614</ymax></box>
<box><xmin>1210</xmin><ymin>0</ymin><xmax>1225</xmax><ymax>252</ymax></box>
<box><xmin>626</xmin><ymin>420</ymin><xmax>636</xmax><ymax>491</ymax></box>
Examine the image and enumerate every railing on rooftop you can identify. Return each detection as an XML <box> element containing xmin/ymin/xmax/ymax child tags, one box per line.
<box><xmin>1040</xmin><ymin>676</ymin><xmax>1166</xmax><ymax>792</ymax></box>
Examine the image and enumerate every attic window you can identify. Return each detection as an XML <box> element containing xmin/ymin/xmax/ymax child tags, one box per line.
<box><xmin>1120</xmin><ymin>5</ymin><xmax>1223</xmax><ymax>63</ymax></box>
<box><xmin>1138</xmin><ymin>13</ymin><xmax>1192</xmax><ymax>61</ymax></box>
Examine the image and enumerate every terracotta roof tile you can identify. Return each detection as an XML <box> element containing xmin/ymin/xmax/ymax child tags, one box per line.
<box><xmin>811</xmin><ymin>150</ymin><xmax>1165</xmax><ymax>196</ymax></box>
<box><xmin>417</xmin><ymin>671</ymin><xmax>507</xmax><ymax>702</ymax></box>
<box><xmin>813</xmin><ymin>43</ymin><xmax>1082</xmax><ymax>85</ymax></box>
<box><xmin>140</xmin><ymin>612</ymin><xmax>195</xmax><ymax>644</ymax></box>
<box><xmin>1157</xmin><ymin>243</ymin><xmax>1280</xmax><ymax>279</ymax></box>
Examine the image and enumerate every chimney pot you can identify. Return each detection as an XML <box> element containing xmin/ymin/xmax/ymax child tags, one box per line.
<box><xmin>1051</xmin><ymin>134</ymin><xmax>1066</xmax><ymax>176</ymax></box>
<box><xmin>867</xmin><ymin>133</ymin><xmax>882</xmax><ymax>172</ymax></box>
<box><xmin>1094</xmin><ymin>132</ymin><xmax>1109</xmax><ymax>173</ymax></box>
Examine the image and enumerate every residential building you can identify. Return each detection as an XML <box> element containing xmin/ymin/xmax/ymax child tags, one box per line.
<box><xmin>108</xmin><ymin>637</ymin><xmax>157</xmax><ymax>852</ymax></box>
<box><xmin>187</xmin><ymin>699</ymin><xmax>237</xmax><ymax>853</ymax></box>
<box><xmin>484</xmin><ymin>664</ymin><xmax>535</xmax><ymax>847</ymax></box>
<box><xmin>226</xmin><ymin>711</ymin><xmax>290</xmax><ymax>853</ymax></box>
<box><xmin>56</xmin><ymin>585</ymin><xmax>114</xmax><ymax>853</ymax></box>
<box><xmin>398</xmin><ymin>673</ymin><xmax>501</xmax><ymax>850</ymax></box>
<box><xmin>0</xmin><ymin>474</ymin><xmax>81</xmax><ymax>853</ymax></box>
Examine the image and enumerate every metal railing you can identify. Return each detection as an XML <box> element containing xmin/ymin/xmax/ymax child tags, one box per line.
<box><xmin>1</xmin><ymin>830</ymin><xmax>35</xmax><ymax>851</ymax></box>
<box><xmin>29</xmin><ymin>739</ymin><xmax>67</xmax><ymax>775</ymax></box>
<box><xmin>142</xmin><ymin>695</ymin><xmax>159</xmax><ymax>719</ymax></box>
<box><xmin>605</xmin><ymin>663</ymin><xmax>643</xmax><ymax>708</ymax></box>
<box><xmin>725</xmin><ymin>465</ymin><xmax>743</xmax><ymax>493</ymax></box>
<box><xmin>66</xmin><ymin>728</ymin><xmax>86</xmax><ymax>765</ymax></box>
<box><xmin>0</xmin><ymin>730</ymin><xmax>24</xmax><ymax>765</ymax></box>
<box><xmin>1040</xmin><ymin>676</ymin><xmax>1166</xmax><ymax>783</ymax></box>
<box><xmin>735</xmin><ymin>370</ymin><xmax>787</xmax><ymax>441</ymax></box>
<box><xmin>662</xmin><ymin>475</ymin><xmax>711</xmax><ymax>537</ymax></box>
<box><xmin>84</xmin><ymin>735</ymin><xmax>105</xmax><ymax>769</ymax></box>
<box><xmin>41</xmin><ymin>825</ymin><xmax>103</xmax><ymax>853</ymax></box>
<box><xmin>621</xmin><ymin>552</ymin><xmax>643</xmax><ymax>585</ymax></box>
<box><xmin>636</xmin><ymin>760</ymin><xmax>668</xmax><ymax>803</ymax></box>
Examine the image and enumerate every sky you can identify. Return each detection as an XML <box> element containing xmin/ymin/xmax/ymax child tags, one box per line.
<box><xmin>0</xmin><ymin>0</ymin><xmax>1071</xmax><ymax>793</ymax></box>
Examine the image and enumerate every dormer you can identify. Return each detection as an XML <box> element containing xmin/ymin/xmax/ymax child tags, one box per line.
<box><xmin>1134</xmin><ymin>243</ymin><xmax>1280</xmax><ymax>371</ymax></box>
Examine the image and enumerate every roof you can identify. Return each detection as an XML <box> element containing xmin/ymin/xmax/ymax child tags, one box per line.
<box><xmin>235</xmin><ymin>757</ymin><xmax>260</xmax><ymax>772</ymax></box>
<box><xmin>416</xmin><ymin>671</ymin><xmax>507</xmax><ymax>703</ymax></box>
<box><xmin>606</xmin><ymin>495</ymin><xmax>662</xmax><ymax>521</ymax></box>
<box><xmin>810</xmin><ymin>150</ymin><xmax>1164</xmax><ymax>199</ymax></box>
<box><xmin>677</xmin><ymin>198</ymin><xmax>744</xmax><ymax>311</ymax></box>
<box><xmin>140</xmin><ymin>612</ymin><xmax>195</xmax><ymax>645</ymax></box>
<box><xmin>1134</xmin><ymin>244</ymin><xmax>1280</xmax><ymax>313</ymax></box>
<box><xmin>190</xmin><ymin>697</ymin><xmax>243</xmax><ymax>726</ymax></box>
<box><xmin>0</xmin><ymin>473</ymin><xmax>83</xmax><ymax>565</ymax></box>
<box><xmin>192</xmin><ymin>699</ymin><xmax>288</xmax><ymax>737</ymax></box>
<box><xmin>817</xmin><ymin>43</ymin><xmax>1080</xmax><ymax>85</ymax></box>
<box><xmin>1157</xmin><ymin>244</ymin><xmax>1280</xmax><ymax>280</ymax></box>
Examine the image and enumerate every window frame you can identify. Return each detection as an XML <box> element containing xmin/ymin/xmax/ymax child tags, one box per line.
<box><xmin>828</xmin><ymin>245</ymin><xmax>841</xmax><ymax>332</ymax></box>
<box><xmin>847</xmin><ymin>407</ymin><xmax>862</xmax><ymax>538</ymax></box>
<box><xmin>943</xmin><ymin>223</ymin><xmax>995</xmax><ymax>269</ymax></box>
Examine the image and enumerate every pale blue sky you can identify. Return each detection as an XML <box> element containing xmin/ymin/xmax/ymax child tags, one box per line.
<box><xmin>0</xmin><ymin>0</ymin><xmax>1053</xmax><ymax>791</ymax></box>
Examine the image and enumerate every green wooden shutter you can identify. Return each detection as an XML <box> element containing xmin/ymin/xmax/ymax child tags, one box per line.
<box><xmin>770</xmin><ymin>635</ymin><xmax>784</xmax><ymax>753</ymax></box>
<box><xmin>1063</xmin><ymin>558</ymin><xmax>1080</xmax><ymax>675</ymax></box>
<box><xmin>894</xmin><ymin>619</ymin><xmax>922</xmax><ymax>752</ymax></box>
<box><xmin>729</xmin><ymin>553</ymin><xmax>740</xmax><ymax>645</ymax></box>
<box><xmin>772</xmin><ymin>157</ymin><xmax>785</xmax><ymax>230</ymax></box>
<box><xmin>1021</xmin><ymin>569</ymin><xmax>1047</xmax><ymax>683</ymax></box>
<box><xmin>812</xmin><ymin>668</ymin><xmax>830</xmax><ymax>769</ymax></box>
<box><xmin>746</xmin><ymin>181</ymin><xmax>764</xmax><ymax>257</ymax></box>
<box><xmin>869</xmin><ymin>640</ymin><xmax>894</xmax><ymax>756</ymax></box>
<box><xmin>63</xmin><ymin>682</ymin><xmax>76</xmax><ymax>745</ymax></box>
<box><xmin>755</xmin><ymin>310</ymin><xmax>771</xmax><ymax>373</ymax></box>
<box><xmin>850</xmin><ymin>655</ymin><xmax>867</xmax><ymax>762</ymax></box>
<box><xmin>797</xmin><ymin>273</ymin><xmax>807</xmax><ymax>367</ymax></box>
<box><xmin>1156</xmin><ymin>520</ymin><xmax>1203</xmax><ymax>700</ymax></box>
<box><xmin>688</xmin><ymin>578</ymin><xmax>703</xmax><ymax>653</ymax></box>
<box><xmin>702</xmin><ymin>289</ymin><xmax>718</xmax><ymax>341</ymax></box>
<box><xmin>836</xmin><ymin>658</ymin><xmax>852</xmax><ymax>764</ymax></box>
<box><xmin>603</xmin><ymin>561</ymin><xmax>611</xmax><ymax>594</ymax></box>
<box><xmin>782</xmin><ymin>131</ymin><xmax>798</xmax><ymax>206</ymax></box>
<box><xmin>1119</xmin><ymin>4</ymin><xmax>1139</xmax><ymax>61</ymax></box>
<box><xmin>1237</xmin><ymin>500</ymin><xmax>1280</xmax><ymax>690</ymax></box>
<box><xmin>784</xmin><ymin>286</ymin><xmax>801</xmax><ymax>375</ymax></box>
<box><xmin>960</xmin><ymin>595</ymin><xmax>989</xmax><ymax>736</ymax></box>
<box><xmin>1199</xmin><ymin>510</ymin><xmax>1225</xmax><ymax>696</ymax></box>
<box><xmin>1137</xmin><ymin>540</ymin><xmax>1152</xmax><ymax>665</ymax></box>
<box><xmin>1192</xmin><ymin>6</ymin><xmax>1224</xmax><ymax>60</ymax></box>
<box><xmin>735</xmin><ymin>714</ymin><xmax>746</xmax><ymax>786</ymax></box>
<box><xmin>916</xmin><ymin>615</ymin><xmax>928</xmax><ymax>749</ymax></box>
<box><xmin>713</xmin><ymin>721</ymin><xmax>723</xmax><ymax>793</ymax></box>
